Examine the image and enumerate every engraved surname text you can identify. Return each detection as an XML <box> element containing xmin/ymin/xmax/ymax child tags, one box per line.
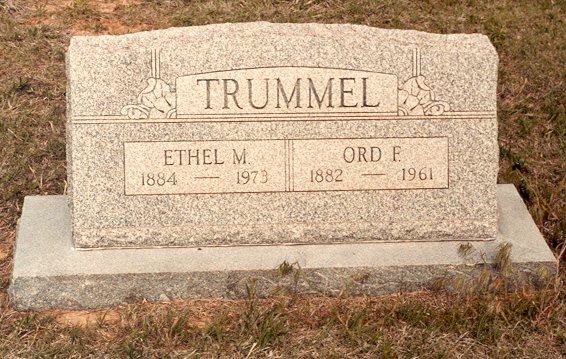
<box><xmin>195</xmin><ymin>77</ymin><xmax>381</xmax><ymax>110</ymax></box>
<box><xmin>175</xmin><ymin>68</ymin><xmax>399</xmax><ymax>117</ymax></box>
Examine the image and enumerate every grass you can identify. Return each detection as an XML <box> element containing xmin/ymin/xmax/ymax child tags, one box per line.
<box><xmin>0</xmin><ymin>0</ymin><xmax>565</xmax><ymax>357</ymax></box>
<box><xmin>3</xmin><ymin>289</ymin><xmax>564</xmax><ymax>357</ymax></box>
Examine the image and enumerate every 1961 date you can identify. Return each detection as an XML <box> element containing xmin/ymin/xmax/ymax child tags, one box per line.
<box><xmin>401</xmin><ymin>167</ymin><xmax>433</xmax><ymax>181</ymax></box>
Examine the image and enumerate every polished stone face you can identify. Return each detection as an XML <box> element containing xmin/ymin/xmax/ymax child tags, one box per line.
<box><xmin>66</xmin><ymin>22</ymin><xmax>499</xmax><ymax>248</ymax></box>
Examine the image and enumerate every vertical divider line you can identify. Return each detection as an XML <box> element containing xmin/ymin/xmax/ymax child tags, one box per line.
<box><xmin>416</xmin><ymin>48</ymin><xmax>421</xmax><ymax>76</ymax></box>
<box><xmin>290</xmin><ymin>140</ymin><xmax>295</xmax><ymax>192</ymax></box>
<box><xmin>156</xmin><ymin>49</ymin><xmax>160</xmax><ymax>79</ymax></box>
<box><xmin>284</xmin><ymin>140</ymin><xmax>289</xmax><ymax>192</ymax></box>
<box><xmin>412</xmin><ymin>48</ymin><xmax>416</xmax><ymax>77</ymax></box>
<box><xmin>123</xmin><ymin>142</ymin><xmax>127</xmax><ymax>196</ymax></box>
<box><xmin>151</xmin><ymin>49</ymin><xmax>156</xmax><ymax>78</ymax></box>
<box><xmin>288</xmin><ymin>140</ymin><xmax>292</xmax><ymax>192</ymax></box>
<box><xmin>446</xmin><ymin>136</ymin><xmax>450</xmax><ymax>189</ymax></box>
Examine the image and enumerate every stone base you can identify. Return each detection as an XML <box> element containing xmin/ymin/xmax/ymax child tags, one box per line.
<box><xmin>9</xmin><ymin>184</ymin><xmax>556</xmax><ymax>310</ymax></box>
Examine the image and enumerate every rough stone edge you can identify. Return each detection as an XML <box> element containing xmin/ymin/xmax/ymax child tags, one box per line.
<box><xmin>9</xmin><ymin>262</ymin><xmax>555</xmax><ymax>311</ymax></box>
<box><xmin>68</xmin><ymin>22</ymin><xmax>496</xmax><ymax>50</ymax></box>
<box><xmin>9</xmin><ymin>184</ymin><xmax>557</xmax><ymax>310</ymax></box>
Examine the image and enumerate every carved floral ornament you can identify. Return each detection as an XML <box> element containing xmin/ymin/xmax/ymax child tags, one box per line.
<box><xmin>121</xmin><ymin>78</ymin><xmax>176</xmax><ymax>119</ymax></box>
<box><xmin>396</xmin><ymin>47</ymin><xmax>450</xmax><ymax>116</ymax></box>
<box><xmin>121</xmin><ymin>49</ymin><xmax>177</xmax><ymax>119</ymax></box>
<box><xmin>121</xmin><ymin>48</ymin><xmax>450</xmax><ymax>119</ymax></box>
<box><xmin>397</xmin><ymin>75</ymin><xmax>450</xmax><ymax>116</ymax></box>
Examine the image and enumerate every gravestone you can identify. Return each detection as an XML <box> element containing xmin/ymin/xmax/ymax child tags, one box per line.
<box><xmin>9</xmin><ymin>23</ymin><xmax>556</xmax><ymax>310</ymax></box>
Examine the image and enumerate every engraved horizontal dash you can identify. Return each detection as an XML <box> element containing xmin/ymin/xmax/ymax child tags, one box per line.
<box><xmin>361</xmin><ymin>173</ymin><xmax>386</xmax><ymax>176</ymax></box>
<box><xmin>194</xmin><ymin>176</ymin><xmax>220</xmax><ymax>179</ymax></box>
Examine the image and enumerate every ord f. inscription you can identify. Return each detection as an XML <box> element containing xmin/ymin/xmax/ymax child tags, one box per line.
<box><xmin>124</xmin><ymin>137</ymin><xmax>449</xmax><ymax>195</ymax></box>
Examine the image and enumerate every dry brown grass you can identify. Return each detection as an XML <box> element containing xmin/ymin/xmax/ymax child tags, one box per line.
<box><xmin>0</xmin><ymin>0</ymin><xmax>565</xmax><ymax>357</ymax></box>
<box><xmin>1</xmin><ymin>288</ymin><xmax>565</xmax><ymax>357</ymax></box>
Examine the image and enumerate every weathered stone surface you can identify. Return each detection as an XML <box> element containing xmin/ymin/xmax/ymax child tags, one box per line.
<box><xmin>66</xmin><ymin>23</ymin><xmax>499</xmax><ymax>248</ymax></box>
<box><xmin>9</xmin><ymin>185</ymin><xmax>556</xmax><ymax>310</ymax></box>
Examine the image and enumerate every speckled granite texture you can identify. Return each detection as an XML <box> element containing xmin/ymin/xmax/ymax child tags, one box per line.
<box><xmin>66</xmin><ymin>22</ymin><xmax>499</xmax><ymax>248</ymax></box>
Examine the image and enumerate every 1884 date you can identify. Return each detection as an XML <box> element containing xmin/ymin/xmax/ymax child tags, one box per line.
<box><xmin>141</xmin><ymin>172</ymin><xmax>178</xmax><ymax>186</ymax></box>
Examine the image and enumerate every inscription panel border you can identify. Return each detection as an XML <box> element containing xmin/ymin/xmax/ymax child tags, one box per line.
<box><xmin>122</xmin><ymin>136</ymin><xmax>450</xmax><ymax>196</ymax></box>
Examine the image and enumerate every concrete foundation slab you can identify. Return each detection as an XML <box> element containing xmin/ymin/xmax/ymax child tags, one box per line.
<box><xmin>9</xmin><ymin>184</ymin><xmax>556</xmax><ymax>310</ymax></box>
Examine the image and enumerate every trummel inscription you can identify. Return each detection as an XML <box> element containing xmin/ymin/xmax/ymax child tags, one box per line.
<box><xmin>176</xmin><ymin>68</ymin><xmax>398</xmax><ymax>117</ymax></box>
<box><xmin>124</xmin><ymin>137</ymin><xmax>448</xmax><ymax>195</ymax></box>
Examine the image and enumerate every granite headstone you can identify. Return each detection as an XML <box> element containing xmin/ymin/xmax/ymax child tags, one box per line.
<box><xmin>66</xmin><ymin>23</ymin><xmax>497</xmax><ymax>248</ymax></box>
<box><xmin>9</xmin><ymin>23</ymin><xmax>555</xmax><ymax>310</ymax></box>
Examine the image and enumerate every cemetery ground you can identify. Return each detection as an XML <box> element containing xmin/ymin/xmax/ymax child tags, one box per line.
<box><xmin>0</xmin><ymin>0</ymin><xmax>564</xmax><ymax>357</ymax></box>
